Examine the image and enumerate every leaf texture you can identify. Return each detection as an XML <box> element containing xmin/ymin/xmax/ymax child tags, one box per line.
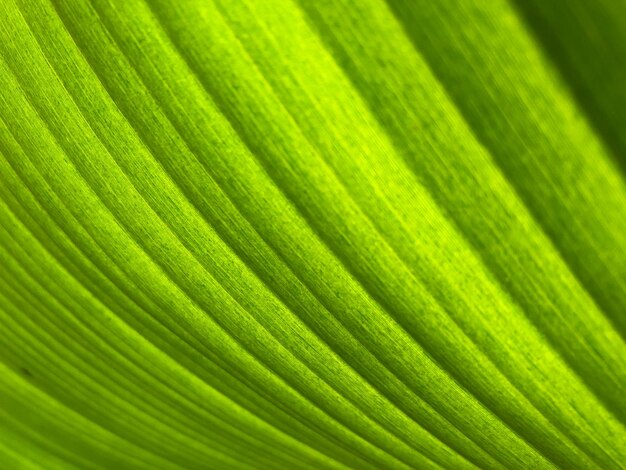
<box><xmin>0</xmin><ymin>0</ymin><xmax>625</xmax><ymax>469</ymax></box>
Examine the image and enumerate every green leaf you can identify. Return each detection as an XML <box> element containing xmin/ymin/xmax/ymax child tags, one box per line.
<box><xmin>0</xmin><ymin>0</ymin><xmax>625</xmax><ymax>468</ymax></box>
